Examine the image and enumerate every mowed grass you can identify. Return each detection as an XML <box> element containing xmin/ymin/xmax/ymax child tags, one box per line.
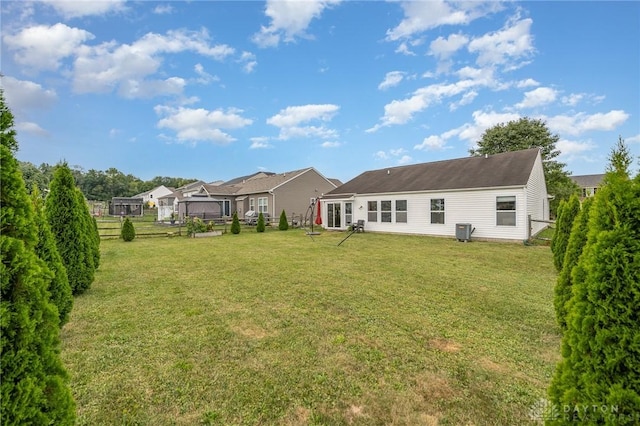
<box><xmin>61</xmin><ymin>230</ymin><xmax>560</xmax><ymax>425</ymax></box>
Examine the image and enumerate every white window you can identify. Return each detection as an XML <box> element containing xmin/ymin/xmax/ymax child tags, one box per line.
<box><xmin>496</xmin><ymin>196</ymin><xmax>516</xmax><ymax>226</ymax></box>
<box><xmin>258</xmin><ymin>197</ymin><xmax>268</xmax><ymax>213</ymax></box>
<box><xmin>381</xmin><ymin>200</ymin><xmax>392</xmax><ymax>223</ymax></box>
<box><xmin>367</xmin><ymin>201</ymin><xmax>377</xmax><ymax>222</ymax></box>
<box><xmin>430</xmin><ymin>199</ymin><xmax>445</xmax><ymax>224</ymax></box>
<box><xmin>249</xmin><ymin>198</ymin><xmax>255</xmax><ymax>211</ymax></box>
<box><xmin>395</xmin><ymin>200</ymin><xmax>407</xmax><ymax>223</ymax></box>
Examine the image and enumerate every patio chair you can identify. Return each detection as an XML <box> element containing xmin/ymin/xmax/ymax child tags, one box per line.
<box><xmin>353</xmin><ymin>220</ymin><xmax>365</xmax><ymax>233</ymax></box>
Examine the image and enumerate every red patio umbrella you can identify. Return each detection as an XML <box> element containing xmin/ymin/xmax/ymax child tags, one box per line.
<box><xmin>314</xmin><ymin>198</ymin><xmax>322</xmax><ymax>225</ymax></box>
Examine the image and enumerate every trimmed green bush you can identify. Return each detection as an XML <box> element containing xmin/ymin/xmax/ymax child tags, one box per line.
<box><xmin>551</xmin><ymin>195</ymin><xmax>580</xmax><ymax>272</ymax></box>
<box><xmin>45</xmin><ymin>163</ymin><xmax>95</xmax><ymax>295</ymax></box>
<box><xmin>76</xmin><ymin>189</ymin><xmax>99</xmax><ymax>270</ymax></box>
<box><xmin>185</xmin><ymin>217</ymin><xmax>208</xmax><ymax>236</ymax></box>
<box><xmin>1</xmin><ymin>142</ymin><xmax>76</xmax><ymax>424</ymax></box>
<box><xmin>121</xmin><ymin>217</ymin><xmax>136</xmax><ymax>242</ymax></box>
<box><xmin>257</xmin><ymin>212</ymin><xmax>266</xmax><ymax>233</ymax></box>
<box><xmin>231</xmin><ymin>212</ymin><xmax>241</xmax><ymax>234</ymax></box>
<box><xmin>30</xmin><ymin>186</ymin><xmax>73</xmax><ymax>326</ymax></box>
<box><xmin>548</xmin><ymin>143</ymin><xmax>640</xmax><ymax>422</ymax></box>
<box><xmin>279</xmin><ymin>209</ymin><xmax>289</xmax><ymax>231</ymax></box>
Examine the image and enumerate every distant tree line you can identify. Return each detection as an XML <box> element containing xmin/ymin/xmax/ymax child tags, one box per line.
<box><xmin>19</xmin><ymin>161</ymin><xmax>198</xmax><ymax>201</ymax></box>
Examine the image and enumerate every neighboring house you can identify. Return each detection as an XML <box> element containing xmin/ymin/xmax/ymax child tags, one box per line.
<box><xmin>570</xmin><ymin>174</ymin><xmax>604</xmax><ymax>199</ymax></box>
<box><xmin>321</xmin><ymin>148</ymin><xmax>549</xmax><ymax>241</ymax></box>
<box><xmin>176</xmin><ymin>180</ymin><xmax>207</xmax><ymax>197</ymax></box>
<box><xmin>134</xmin><ymin>185</ymin><xmax>174</xmax><ymax>208</ymax></box>
<box><xmin>157</xmin><ymin>169</ymin><xmax>338</xmax><ymax>222</ymax></box>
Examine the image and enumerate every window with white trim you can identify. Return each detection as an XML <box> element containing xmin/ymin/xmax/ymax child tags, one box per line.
<box><xmin>430</xmin><ymin>199</ymin><xmax>445</xmax><ymax>224</ymax></box>
<box><xmin>496</xmin><ymin>196</ymin><xmax>516</xmax><ymax>226</ymax></box>
<box><xmin>249</xmin><ymin>198</ymin><xmax>255</xmax><ymax>211</ymax></box>
<box><xmin>381</xmin><ymin>200</ymin><xmax>392</xmax><ymax>223</ymax></box>
<box><xmin>395</xmin><ymin>200</ymin><xmax>407</xmax><ymax>223</ymax></box>
<box><xmin>258</xmin><ymin>197</ymin><xmax>268</xmax><ymax>213</ymax></box>
<box><xmin>367</xmin><ymin>201</ymin><xmax>377</xmax><ymax>222</ymax></box>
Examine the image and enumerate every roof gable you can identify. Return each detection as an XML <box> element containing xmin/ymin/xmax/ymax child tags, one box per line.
<box><xmin>328</xmin><ymin>148</ymin><xmax>540</xmax><ymax>195</ymax></box>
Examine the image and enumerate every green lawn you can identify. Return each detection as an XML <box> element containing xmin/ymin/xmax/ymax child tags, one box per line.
<box><xmin>61</xmin><ymin>230</ymin><xmax>560</xmax><ymax>425</ymax></box>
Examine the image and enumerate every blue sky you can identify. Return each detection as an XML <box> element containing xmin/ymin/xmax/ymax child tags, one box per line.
<box><xmin>2</xmin><ymin>1</ymin><xmax>639</xmax><ymax>184</ymax></box>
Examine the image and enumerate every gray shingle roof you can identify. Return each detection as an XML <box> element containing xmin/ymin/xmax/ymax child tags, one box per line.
<box><xmin>570</xmin><ymin>174</ymin><xmax>605</xmax><ymax>188</ymax></box>
<box><xmin>326</xmin><ymin>148</ymin><xmax>540</xmax><ymax>196</ymax></box>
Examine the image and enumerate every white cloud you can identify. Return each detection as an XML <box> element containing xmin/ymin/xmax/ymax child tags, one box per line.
<box><xmin>557</xmin><ymin>139</ymin><xmax>596</xmax><ymax>157</ymax></box>
<box><xmin>267</xmin><ymin>104</ymin><xmax>339</xmax><ymax>127</ymax></box>
<box><xmin>367</xmin><ymin>79</ymin><xmax>481</xmax><ymax>132</ymax></box>
<box><xmin>250</xmin><ymin>137</ymin><xmax>272</xmax><ymax>149</ymax></box>
<box><xmin>2</xmin><ymin>76</ymin><xmax>57</xmax><ymax>112</ymax></box>
<box><xmin>429</xmin><ymin>33</ymin><xmax>469</xmax><ymax>60</ymax></box>
<box><xmin>414</xmin><ymin>135</ymin><xmax>447</xmax><ymax>151</ymax></box>
<box><xmin>626</xmin><ymin>134</ymin><xmax>640</xmax><ymax>144</ymax></box>
<box><xmin>467</xmin><ymin>16</ymin><xmax>534</xmax><ymax>69</ymax></box>
<box><xmin>15</xmin><ymin>121</ymin><xmax>48</xmax><ymax>137</ymax></box>
<box><xmin>562</xmin><ymin>93</ymin><xmax>584</xmax><ymax>106</ymax></box>
<box><xmin>118</xmin><ymin>77</ymin><xmax>186</xmax><ymax>99</ymax></box>
<box><xmin>155</xmin><ymin>105</ymin><xmax>253</xmax><ymax>145</ymax></box>
<box><xmin>252</xmin><ymin>0</ymin><xmax>341</xmax><ymax>48</ymax></box>
<box><xmin>386</xmin><ymin>1</ymin><xmax>503</xmax><ymax>41</ymax></box>
<box><xmin>516</xmin><ymin>78</ymin><xmax>540</xmax><ymax>88</ymax></box>
<box><xmin>374</xmin><ymin>151</ymin><xmax>389</xmax><ymax>160</ymax></box>
<box><xmin>395</xmin><ymin>42</ymin><xmax>416</xmax><ymax>56</ymax></box>
<box><xmin>456</xmin><ymin>110</ymin><xmax>521</xmax><ymax>144</ymax></box>
<box><xmin>515</xmin><ymin>87</ymin><xmax>558</xmax><ymax>109</ymax></box>
<box><xmin>72</xmin><ymin>29</ymin><xmax>234</xmax><ymax>97</ymax></box>
<box><xmin>321</xmin><ymin>141</ymin><xmax>341</xmax><ymax>148</ymax></box>
<box><xmin>153</xmin><ymin>4</ymin><xmax>174</xmax><ymax>15</ymax></box>
<box><xmin>40</xmin><ymin>0</ymin><xmax>127</xmax><ymax>18</ymax></box>
<box><xmin>449</xmin><ymin>90</ymin><xmax>478</xmax><ymax>111</ymax></box>
<box><xmin>239</xmin><ymin>51</ymin><xmax>257</xmax><ymax>73</ymax></box>
<box><xmin>3</xmin><ymin>23</ymin><xmax>94</xmax><ymax>72</ymax></box>
<box><xmin>193</xmin><ymin>63</ymin><xmax>219</xmax><ymax>85</ymax></box>
<box><xmin>397</xmin><ymin>155</ymin><xmax>413</xmax><ymax>165</ymax></box>
<box><xmin>546</xmin><ymin>110</ymin><xmax>629</xmax><ymax>136</ymax></box>
<box><xmin>378</xmin><ymin>71</ymin><xmax>405</xmax><ymax>91</ymax></box>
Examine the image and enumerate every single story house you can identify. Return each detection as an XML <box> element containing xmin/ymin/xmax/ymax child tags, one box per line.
<box><xmin>321</xmin><ymin>148</ymin><xmax>550</xmax><ymax>241</ymax></box>
<box><xmin>570</xmin><ymin>174</ymin><xmax>605</xmax><ymax>199</ymax></box>
<box><xmin>158</xmin><ymin>168</ymin><xmax>339</xmax><ymax>223</ymax></box>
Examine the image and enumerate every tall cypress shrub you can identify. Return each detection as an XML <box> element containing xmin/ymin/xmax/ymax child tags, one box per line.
<box><xmin>279</xmin><ymin>209</ymin><xmax>289</xmax><ymax>231</ymax></box>
<box><xmin>551</xmin><ymin>195</ymin><xmax>580</xmax><ymax>272</ymax></box>
<box><xmin>1</xmin><ymin>143</ymin><xmax>76</xmax><ymax>424</ymax></box>
<box><xmin>257</xmin><ymin>212</ymin><xmax>266</xmax><ymax>233</ymax></box>
<box><xmin>76</xmin><ymin>189</ymin><xmax>99</xmax><ymax>270</ymax></box>
<box><xmin>553</xmin><ymin>197</ymin><xmax>593</xmax><ymax>331</ymax></box>
<box><xmin>45</xmin><ymin>163</ymin><xmax>94</xmax><ymax>294</ymax></box>
<box><xmin>231</xmin><ymin>212</ymin><xmax>241</xmax><ymax>234</ymax></box>
<box><xmin>31</xmin><ymin>186</ymin><xmax>73</xmax><ymax>326</ymax></box>
<box><xmin>548</xmin><ymin>142</ymin><xmax>640</xmax><ymax>422</ymax></box>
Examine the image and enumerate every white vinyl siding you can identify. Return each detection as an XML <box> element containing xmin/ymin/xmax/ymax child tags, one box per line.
<box><xmin>350</xmin><ymin>188</ymin><xmax>528</xmax><ymax>240</ymax></box>
<box><xmin>525</xmin><ymin>153</ymin><xmax>549</xmax><ymax>237</ymax></box>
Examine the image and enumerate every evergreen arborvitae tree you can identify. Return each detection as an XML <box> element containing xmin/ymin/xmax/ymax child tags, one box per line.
<box><xmin>231</xmin><ymin>212</ymin><xmax>241</xmax><ymax>234</ymax></box>
<box><xmin>553</xmin><ymin>197</ymin><xmax>593</xmax><ymax>330</ymax></box>
<box><xmin>121</xmin><ymin>217</ymin><xmax>136</xmax><ymax>242</ymax></box>
<box><xmin>279</xmin><ymin>209</ymin><xmax>289</xmax><ymax>231</ymax></box>
<box><xmin>257</xmin><ymin>212</ymin><xmax>266</xmax><ymax>233</ymax></box>
<box><xmin>45</xmin><ymin>163</ymin><xmax>94</xmax><ymax>294</ymax></box>
<box><xmin>551</xmin><ymin>195</ymin><xmax>580</xmax><ymax>272</ymax></box>
<box><xmin>548</xmin><ymin>141</ymin><xmax>640</xmax><ymax>422</ymax></box>
<box><xmin>1</xmin><ymin>143</ymin><xmax>76</xmax><ymax>424</ymax></box>
<box><xmin>30</xmin><ymin>186</ymin><xmax>73</xmax><ymax>326</ymax></box>
<box><xmin>75</xmin><ymin>189</ymin><xmax>100</xmax><ymax>269</ymax></box>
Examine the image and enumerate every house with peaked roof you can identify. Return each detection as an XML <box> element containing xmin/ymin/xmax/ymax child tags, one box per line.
<box><xmin>155</xmin><ymin>167</ymin><xmax>339</xmax><ymax>223</ymax></box>
<box><xmin>134</xmin><ymin>185</ymin><xmax>174</xmax><ymax>208</ymax></box>
<box><xmin>321</xmin><ymin>148</ymin><xmax>549</xmax><ymax>241</ymax></box>
<box><xmin>570</xmin><ymin>174</ymin><xmax>604</xmax><ymax>199</ymax></box>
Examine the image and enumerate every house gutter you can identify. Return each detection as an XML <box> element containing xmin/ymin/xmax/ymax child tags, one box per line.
<box><xmin>269</xmin><ymin>190</ymin><xmax>275</xmax><ymax>218</ymax></box>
